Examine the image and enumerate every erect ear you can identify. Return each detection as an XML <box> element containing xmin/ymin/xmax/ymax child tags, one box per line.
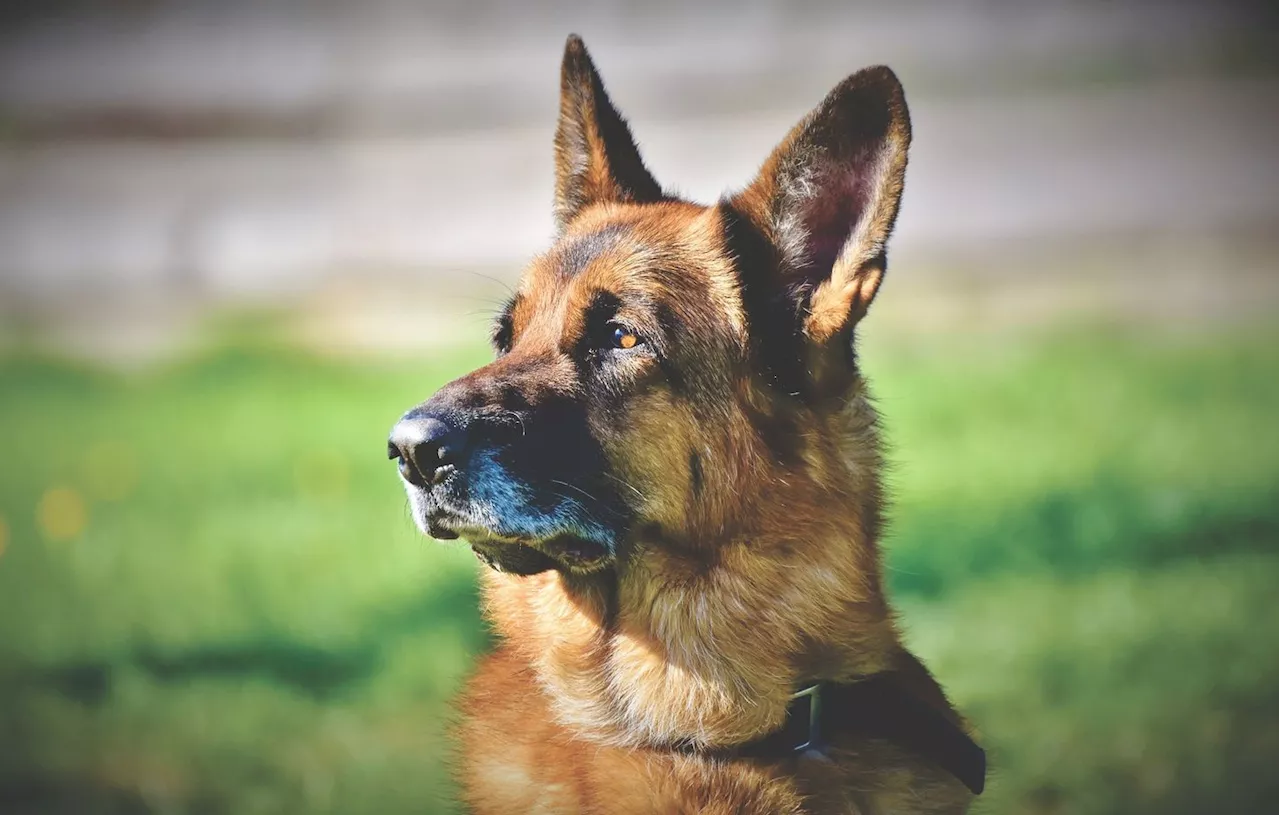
<box><xmin>729</xmin><ymin>66</ymin><xmax>911</xmax><ymax>345</ymax></box>
<box><xmin>553</xmin><ymin>35</ymin><xmax>663</xmax><ymax>231</ymax></box>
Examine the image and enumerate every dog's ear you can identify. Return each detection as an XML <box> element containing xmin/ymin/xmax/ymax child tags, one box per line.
<box><xmin>729</xmin><ymin>66</ymin><xmax>910</xmax><ymax>345</ymax></box>
<box><xmin>554</xmin><ymin>35</ymin><xmax>663</xmax><ymax>231</ymax></box>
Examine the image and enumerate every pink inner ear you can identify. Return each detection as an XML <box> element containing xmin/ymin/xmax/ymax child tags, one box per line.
<box><xmin>796</xmin><ymin>156</ymin><xmax>874</xmax><ymax>280</ymax></box>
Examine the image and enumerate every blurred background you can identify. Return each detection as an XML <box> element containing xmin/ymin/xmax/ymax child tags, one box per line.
<box><xmin>0</xmin><ymin>1</ymin><xmax>1274</xmax><ymax>812</ymax></box>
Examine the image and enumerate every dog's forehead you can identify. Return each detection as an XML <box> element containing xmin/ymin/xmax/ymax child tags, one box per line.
<box><xmin>511</xmin><ymin>202</ymin><xmax>744</xmax><ymax>337</ymax></box>
<box><xmin>555</xmin><ymin>222</ymin><xmax>635</xmax><ymax>280</ymax></box>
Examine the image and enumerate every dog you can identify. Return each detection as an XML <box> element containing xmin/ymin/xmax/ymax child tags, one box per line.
<box><xmin>388</xmin><ymin>34</ymin><xmax>984</xmax><ymax>814</ymax></box>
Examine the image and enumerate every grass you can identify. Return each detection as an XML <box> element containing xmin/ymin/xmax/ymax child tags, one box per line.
<box><xmin>0</xmin><ymin>321</ymin><xmax>1274</xmax><ymax>814</ymax></box>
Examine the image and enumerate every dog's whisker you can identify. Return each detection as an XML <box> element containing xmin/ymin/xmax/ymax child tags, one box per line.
<box><xmin>459</xmin><ymin>269</ymin><xmax>517</xmax><ymax>297</ymax></box>
<box><xmin>505</xmin><ymin>410</ymin><xmax>526</xmax><ymax>437</ymax></box>
<box><xmin>548</xmin><ymin>480</ymin><xmax>626</xmax><ymax>520</ymax></box>
<box><xmin>601</xmin><ymin>472</ymin><xmax>645</xmax><ymax>501</ymax></box>
<box><xmin>462</xmin><ymin>308</ymin><xmax>504</xmax><ymax>319</ymax></box>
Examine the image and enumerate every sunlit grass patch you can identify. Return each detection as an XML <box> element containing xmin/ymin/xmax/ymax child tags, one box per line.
<box><xmin>863</xmin><ymin>326</ymin><xmax>1277</xmax><ymax>594</ymax></box>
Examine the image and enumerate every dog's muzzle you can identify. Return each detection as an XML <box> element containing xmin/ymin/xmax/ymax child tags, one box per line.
<box><xmin>387</xmin><ymin>402</ymin><xmax>618</xmax><ymax>575</ymax></box>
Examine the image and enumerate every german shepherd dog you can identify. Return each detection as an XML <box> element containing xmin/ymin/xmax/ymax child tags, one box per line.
<box><xmin>388</xmin><ymin>35</ymin><xmax>984</xmax><ymax>814</ymax></box>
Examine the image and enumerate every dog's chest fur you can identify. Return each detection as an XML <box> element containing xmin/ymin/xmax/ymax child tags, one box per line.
<box><xmin>457</xmin><ymin>648</ymin><xmax>971</xmax><ymax>815</ymax></box>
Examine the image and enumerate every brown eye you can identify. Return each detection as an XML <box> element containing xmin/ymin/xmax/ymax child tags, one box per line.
<box><xmin>611</xmin><ymin>326</ymin><xmax>639</xmax><ymax>350</ymax></box>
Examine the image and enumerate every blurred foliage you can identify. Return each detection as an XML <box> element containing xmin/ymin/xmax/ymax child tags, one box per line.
<box><xmin>0</xmin><ymin>323</ymin><xmax>1274</xmax><ymax>814</ymax></box>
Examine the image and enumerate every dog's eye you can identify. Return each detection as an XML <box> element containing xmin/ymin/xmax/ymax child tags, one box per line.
<box><xmin>610</xmin><ymin>325</ymin><xmax>640</xmax><ymax>350</ymax></box>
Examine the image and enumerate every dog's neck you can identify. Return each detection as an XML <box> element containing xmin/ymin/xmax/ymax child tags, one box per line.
<box><xmin>481</xmin><ymin>476</ymin><xmax>906</xmax><ymax>749</ymax></box>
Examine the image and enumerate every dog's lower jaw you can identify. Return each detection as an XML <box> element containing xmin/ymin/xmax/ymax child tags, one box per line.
<box><xmin>470</xmin><ymin>540</ymin><xmax>561</xmax><ymax>575</ymax></box>
<box><xmin>466</xmin><ymin>533</ymin><xmax>614</xmax><ymax>576</ymax></box>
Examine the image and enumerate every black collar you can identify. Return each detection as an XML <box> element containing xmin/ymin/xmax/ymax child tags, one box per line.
<box><xmin>730</xmin><ymin>674</ymin><xmax>986</xmax><ymax>795</ymax></box>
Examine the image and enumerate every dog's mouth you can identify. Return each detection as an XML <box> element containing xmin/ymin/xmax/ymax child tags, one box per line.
<box><xmin>471</xmin><ymin>535</ymin><xmax>610</xmax><ymax>576</ymax></box>
<box><xmin>426</xmin><ymin>511</ymin><xmax>612</xmax><ymax>576</ymax></box>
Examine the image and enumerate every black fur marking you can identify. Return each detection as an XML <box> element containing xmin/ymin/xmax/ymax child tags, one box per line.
<box><xmin>745</xmin><ymin>403</ymin><xmax>804</xmax><ymax>468</ymax></box>
<box><xmin>580</xmin><ymin>290</ymin><xmax>624</xmax><ymax>350</ymax></box>
<box><xmin>689</xmin><ymin>451</ymin><xmax>703</xmax><ymax>498</ymax></box>
<box><xmin>718</xmin><ymin>201</ymin><xmax>807</xmax><ymax>397</ymax></box>
<box><xmin>491</xmin><ymin>296</ymin><xmax>517</xmax><ymax>355</ymax></box>
<box><xmin>653</xmin><ymin>302</ymin><xmax>688</xmax><ymax>394</ymax></box>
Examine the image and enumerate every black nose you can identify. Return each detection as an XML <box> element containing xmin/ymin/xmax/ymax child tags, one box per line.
<box><xmin>387</xmin><ymin>413</ymin><xmax>466</xmax><ymax>487</ymax></box>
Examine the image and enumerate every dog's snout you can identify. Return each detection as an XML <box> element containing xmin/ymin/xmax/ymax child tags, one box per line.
<box><xmin>388</xmin><ymin>413</ymin><xmax>466</xmax><ymax>487</ymax></box>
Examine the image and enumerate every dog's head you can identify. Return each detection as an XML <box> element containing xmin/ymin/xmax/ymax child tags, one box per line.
<box><xmin>389</xmin><ymin>36</ymin><xmax>910</xmax><ymax>576</ymax></box>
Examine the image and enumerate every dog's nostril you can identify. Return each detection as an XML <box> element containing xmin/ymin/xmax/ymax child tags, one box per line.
<box><xmin>388</xmin><ymin>414</ymin><xmax>467</xmax><ymax>487</ymax></box>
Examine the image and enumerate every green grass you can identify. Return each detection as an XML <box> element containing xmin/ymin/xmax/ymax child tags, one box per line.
<box><xmin>0</xmin><ymin>323</ymin><xmax>1274</xmax><ymax>813</ymax></box>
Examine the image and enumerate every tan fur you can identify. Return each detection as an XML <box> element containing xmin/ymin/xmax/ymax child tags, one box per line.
<box><xmin>414</xmin><ymin>36</ymin><xmax>977</xmax><ymax>814</ymax></box>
